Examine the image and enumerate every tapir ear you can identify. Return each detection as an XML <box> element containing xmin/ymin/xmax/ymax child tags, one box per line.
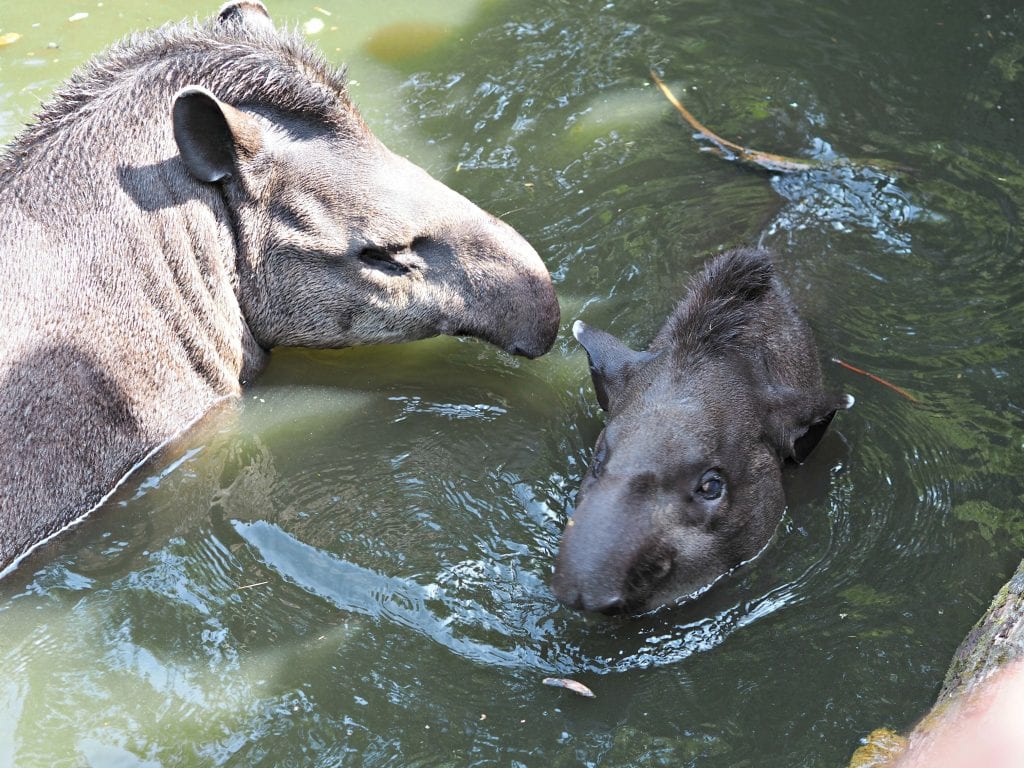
<box><xmin>573</xmin><ymin>320</ymin><xmax>655</xmax><ymax>411</ymax></box>
<box><xmin>766</xmin><ymin>389</ymin><xmax>854</xmax><ymax>464</ymax></box>
<box><xmin>217</xmin><ymin>0</ymin><xmax>274</xmax><ymax>29</ymax></box>
<box><xmin>172</xmin><ymin>86</ymin><xmax>263</xmax><ymax>183</ymax></box>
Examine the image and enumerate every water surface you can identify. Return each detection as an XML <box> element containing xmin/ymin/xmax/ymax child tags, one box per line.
<box><xmin>1</xmin><ymin>1</ymin><xmax>1022</xmax><ymax>765</ymax></box>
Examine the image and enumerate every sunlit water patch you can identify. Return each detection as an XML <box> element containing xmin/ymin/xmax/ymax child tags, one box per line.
<box><xmin>766</xmin><ymin>144</ymin><xmax>925</xmax><ymax>254</ymax></box>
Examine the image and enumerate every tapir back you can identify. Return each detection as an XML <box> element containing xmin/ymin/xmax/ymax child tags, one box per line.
<box><xmin>0</xmin><ymin>106</ymin><xmax>245</xmax><ymax>568</ymax></box>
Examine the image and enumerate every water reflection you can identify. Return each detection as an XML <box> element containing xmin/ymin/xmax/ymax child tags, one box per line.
<box><xmin>766</xmin><ymin>140</ymin><xmax>925</xmax><ymax>254</ymax></box>
<box><xmin>235</xmin><ymin>520</ymin><xmax>557</xmax><ymax>671</ymax></box>
<box><xmin>229</xmin><ymin>423</ymin><xmax>855</xmax><ymax>678</ymax></box>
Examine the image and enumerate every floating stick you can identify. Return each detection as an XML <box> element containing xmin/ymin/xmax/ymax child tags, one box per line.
<box><xmin>649</xmin><ymin>70</ymin><xmax>816</xmax><ymax>174</ymax></box>
<box><xmin>832</xmin><ymin>358</ymin><xmax>919</xmax><ymax>403</ymax></box>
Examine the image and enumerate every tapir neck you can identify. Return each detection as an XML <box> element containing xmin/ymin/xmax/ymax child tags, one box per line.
<box><xmin>0</xmin><ymin>131</ymin><xmax>257</xmax><ymax>572</ymax></box>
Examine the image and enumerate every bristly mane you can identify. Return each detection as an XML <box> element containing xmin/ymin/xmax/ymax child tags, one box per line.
<box><xmin>651</xmin><ymin>247</ymin><xmax>775</xmax><ymax>358</ymax></box>
<box><xmin>1</xmin><ymin>15</ymin><xmax>351</xmax><ymax>167</ymax></box>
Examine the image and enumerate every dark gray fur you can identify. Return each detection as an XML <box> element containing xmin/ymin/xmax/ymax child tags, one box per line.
<box><xmin>0</xmin><ymin>2</ymin><xmax>559</xmax><ymax>572</ymax></box>
<box><xmin>552</xmin><ymin>248</ymin><xmax>849</xmax><ymax>614</ymax></box>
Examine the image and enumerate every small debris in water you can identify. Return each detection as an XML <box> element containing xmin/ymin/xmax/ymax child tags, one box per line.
<box><xmin>303</xmin><ymin>18</ymin><xmax>325</xmax><ymax>35</ymax></box>
<box><xmin>649</xmin><ymin>69</ymin><xmax>815</xmax><ymax>174</ymax></box>
<box><xmin>0</xmin><ymin>32</ymin><xmax>22</xmax><ymax>47</ymax></box>
<box><xmin>68</xmin><ymin>12</ymin><xmax>89</xmax><ymax>22</ymax></box>
<box><xmin>235</xmin><ymin>580</ymin><xmax>269</xmax><ymax>590</ymax></box>
<box><xmin>542</xmin><ymin>677</ymin><xmax>595</xmax><ymax>698</ymax></box>
<box><xmin>312</xmin><ymin>5</ymin><xmax>332</xmax><ymax>16</ymax></box>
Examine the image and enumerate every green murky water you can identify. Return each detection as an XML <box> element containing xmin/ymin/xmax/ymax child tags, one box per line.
<box><xmin>2</xmin><ymin>1</ymin><xmax>1023</xmax><ymax>765</ymax></box>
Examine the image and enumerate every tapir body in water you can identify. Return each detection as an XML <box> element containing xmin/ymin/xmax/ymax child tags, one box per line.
<box><xmin>552</xmin><ymin>248</ymin><xmax>852</xmax><ymax>614</ymax></box>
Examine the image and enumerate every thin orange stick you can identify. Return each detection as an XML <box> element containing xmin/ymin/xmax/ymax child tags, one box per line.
<box><xmin>832</xmin><ymin>358</ymin><xmax>919</xmax><ymax>403</ymax></box>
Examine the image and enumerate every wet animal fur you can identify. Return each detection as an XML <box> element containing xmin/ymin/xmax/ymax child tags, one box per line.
<box><xmin>0</xmin><ymin>3</ymin><xmax>558</xmax><ymax>571</ymax></box>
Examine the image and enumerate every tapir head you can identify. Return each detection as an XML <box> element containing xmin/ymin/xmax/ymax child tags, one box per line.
<box><xmin>552</xmin><ymin>249</ymin><xmax>851</xmax><ymax>614</ymax></box>
<box><xmin>170</xmin><ymin>1</ymin><xmax>558</xmax><ymax>358</ymax></box>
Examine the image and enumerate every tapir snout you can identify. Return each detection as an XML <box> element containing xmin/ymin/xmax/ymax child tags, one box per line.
<box><xmin>552</xmin><ymin>472</ymin><xmax>678</xmax><ymax>614</ymax></box>
<box><xmin>425</xmin><ymin>203</ymin><xmax>560</xmax><ymax>359</ymax></box>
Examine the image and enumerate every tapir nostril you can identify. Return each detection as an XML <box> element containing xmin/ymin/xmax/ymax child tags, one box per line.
<box><xmin>573</xmin><ymin>593</ymin><xmax>626</xmax><ymax>618</ymax></box>
<box><xmin>552</xmin><ymin>575</ymin><xmax>625</xmax><ymax>614</ymax></box>
<box><xmin>627</xmin><ymin>549</ymin><xmax>674</xmax><ymax>598</ymax></box>
<box><xmin>584</xmin><ymin>593</ymin><xmax>627</xmax><ymax>615</ymax></box>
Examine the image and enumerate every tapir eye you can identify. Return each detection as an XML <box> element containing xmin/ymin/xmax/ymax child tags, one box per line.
<box><xmin>358</xmin><ymin>244</ymin><xmax>411</xmax><ymax>275</ymax></box>
<box><xmin>697</xmin><ymin>471</ymin><xmax>725</xmax><ymax>501</ymax></box>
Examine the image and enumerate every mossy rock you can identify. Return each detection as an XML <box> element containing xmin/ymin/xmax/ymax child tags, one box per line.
<box><xmin>848</xmin><ymin>558</ymin><xmax>1024</xmax><ymax>767</ymax></box>
<box><xmin>847</xmin><ymin>728</ymin><xmax>907</xmax><ymax>768</ymax></box>
<box><xmin>939</xmin><ymin>558</ymin><xmax>1024</xmax><ymax>702</ymax></box>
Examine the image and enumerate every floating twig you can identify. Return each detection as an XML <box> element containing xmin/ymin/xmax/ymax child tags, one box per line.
<box><xmin>832</xmin><ymin>358</ymin><xmax>919</xmax><ymax>403</ymax></box>
<box><xmin>235</xmin><ymin>580</ymin><xmax>269</xmax><ymax>591</ymax></box>
<box><xmin>542</xmin><ymin>677</ymin><xmax>596</xmax><ymax>698</ymax></box>
<box><xmin>649</xmin><ymin>70</ymin><xmax>817</xmax><ymax>174</ymax></box>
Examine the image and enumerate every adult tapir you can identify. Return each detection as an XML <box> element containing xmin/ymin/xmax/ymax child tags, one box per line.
<box><xmin>552</xmin><ymin>248</ymin><xmax>850</xmax><ymax>614</ymax></box>
<box><xmin>0</xmin><ymin>1</ymin><xmax>559</xmax><ymax>573</ymax></box>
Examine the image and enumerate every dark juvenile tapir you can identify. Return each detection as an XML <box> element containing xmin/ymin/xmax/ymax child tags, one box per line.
<box><xmin>0</xmin><ymin>2</ymin><xmax>559</xmax><ymax>573</ymax></box>
<box><xmin>552</xmin><ymin>248</ymin><xmax>851</xmax><ymax>614</ymax></box>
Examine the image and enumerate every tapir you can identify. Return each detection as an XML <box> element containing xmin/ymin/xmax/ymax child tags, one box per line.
<box><xmin>552</xmin><ymin>248</ymin><xmax>850</xmax><ymax>614</ymax></box>
<box><xmin>0</xmin><ymin>2</ymin><xmax>559</xmax><ymax>573</ymax></box>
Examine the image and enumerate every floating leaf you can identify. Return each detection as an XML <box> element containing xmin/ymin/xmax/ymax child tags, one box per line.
<box><xmin>363</xmin><ymin>22</ymin><xmax>449</xmax><ymax>64</ymax></box>
<box><xmin>542</xmin><ymin>677</ymin><xmax>595</xmax><ymax>698</ymax></box>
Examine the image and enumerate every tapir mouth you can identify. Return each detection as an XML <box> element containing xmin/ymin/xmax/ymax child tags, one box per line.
<box><xmin>448</xmin><ymin>316</ymin><xmax>558</xmax><ymax>359</ymax></box>
<box><xmin>453</xmin><ymin>331</ymin><xmax>547</xmax><ymax>359</ymax></box>
<box><xmin>505</xmin><ymin>335</ymin><xmax>555</xmax><ymax>359</ymax></box>
<box><xmin>498</xmin><ymin>321</ymin><xmax>559</xmax><ymax>359</ymax></box>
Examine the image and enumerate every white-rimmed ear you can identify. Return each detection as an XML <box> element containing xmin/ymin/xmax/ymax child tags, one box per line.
<box><xmin>765</xmin><ymin>388</ymin><xmax>850</xmax><ymax>464</ymax></box>
<box><xmin>574</xmin><ymin>320</ymin><xmax>655</xmax><ymax>412</ymax></box>
<box><xmin>217</xmin><ymin>1</ymin><xmax>274</xmax><ymax>30</ymax></box>
<box><xmin>172</xmin><ymin>86</ymin><xmax>263</xmax><ymax>183</ymax></box>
